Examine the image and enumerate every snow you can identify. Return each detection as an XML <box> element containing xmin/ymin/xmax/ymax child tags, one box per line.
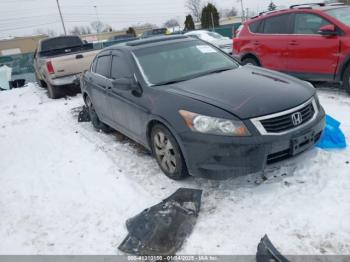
<box><xmin>0</xmin><ymin>84</ymin><xmax>349</xmax><ymax>255</ymax></box>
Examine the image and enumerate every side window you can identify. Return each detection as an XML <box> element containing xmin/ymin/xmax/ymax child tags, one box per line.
<box><xmin>91</xmin><ymin>58</ymin><xmax>97</xmax><ymax>72</ymax></box>
<box><xmin>111</xmin><ymin>54</ymin><xmax>131</xmax><ymax>79</ymax></box>
<box><xmin>294</xmin><ymin>13</ymin><xmax>329</xmax><ymax>34</ymax></box>
<box><xmin>95</xmin><ymin>55</ymin><xmax>111</xmax><ymax>78</ymax></box>
<box><xmin>262</xmin><ymin>14</ymin><xmax>291</xmax><ymax>34</ymax></box>
<box><xmin>249</xmin><ymin>20</ymin><xmax>261</xmax><ymax>33</ymax></box>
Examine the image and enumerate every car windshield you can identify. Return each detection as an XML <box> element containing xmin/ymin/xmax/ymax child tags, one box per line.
<box><xmin>133</xmin><ymin>40</ymin><xmax>238</xmax><ymax>86</ymax></box>
<box><xmin>326</xmin><ymin>7</ymin><xmax>350</xmax><ymax>26</ymax></box>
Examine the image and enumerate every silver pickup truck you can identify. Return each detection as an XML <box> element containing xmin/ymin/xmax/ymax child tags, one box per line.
<box><xmin>34</xmin><ymin>35</ymin><xmax>99</xmax><ymax>99</ymax></box>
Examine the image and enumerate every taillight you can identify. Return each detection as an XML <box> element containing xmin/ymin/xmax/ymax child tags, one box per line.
<box><xmin>46</xmin><ymin>61</ymin><xmax>54</xmax><ymax>74</ymax></box>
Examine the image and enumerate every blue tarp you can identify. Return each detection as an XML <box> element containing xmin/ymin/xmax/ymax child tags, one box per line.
<box><xmin>317</xmin><ymin>115</ymin><xmax>347</xmax><ymax>149</ymax></box>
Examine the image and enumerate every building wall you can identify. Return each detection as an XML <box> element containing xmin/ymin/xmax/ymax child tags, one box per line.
<box><xmin>0</xmin><ymin>27</ymin><xmax>151</xmax><ymax>56</ymax></box>
<box><xmin>0</xmin><ymin>35</ymin><xmax>48</xmax><ymax>55</ymax></box>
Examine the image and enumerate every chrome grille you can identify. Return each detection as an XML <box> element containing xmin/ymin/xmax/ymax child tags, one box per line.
<box><xmin>251</xmin><ymin>98</ymin><xmax>318</xmax><ymax>135</ymax></box>
<box><xmin>261</xmin><ymin>103</ymin><xmax>315</xmax><ymax>133</ymax></box>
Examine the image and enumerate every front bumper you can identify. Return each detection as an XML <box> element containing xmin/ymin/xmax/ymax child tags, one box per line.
<box><xmin>50</xmin><ymin>74</ymin><xmax>81</xmax><ymax>87</ymax></box>
<box><xmin>179</xmin><ymin>107</ymin><xmax>325</xmax><ymax>180</ymax></box>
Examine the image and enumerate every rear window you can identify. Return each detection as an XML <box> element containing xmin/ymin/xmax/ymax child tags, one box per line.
<box><xmin>41</xmin><ymin>37</ymin><xmax>83</xmax><ymax>52</ymax></box>
<box><xmin>249</xmin><ymin>21</ymin><xmax>261</xmax><ymax>33</ymax></box>
<box><xmin>262</xmin><ymin>14</ymin><xmax>291</xmax><ymax>34</ymax></box>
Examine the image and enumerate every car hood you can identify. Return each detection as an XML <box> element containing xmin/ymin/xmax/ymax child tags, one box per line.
<box><xmin>165</xmin><ymin>66</ymin><xmax>315</xmax><ymax>119</ymax></box>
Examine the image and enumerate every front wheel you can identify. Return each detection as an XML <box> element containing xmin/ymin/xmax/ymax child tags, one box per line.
<box><xmin>151</xmin><ymin>124</ymin><xmax>188</xmax><ymax>180</ymax></box>
<box><xmin>343</xmin><ymin>65</ymin><xmax>350</xmax><ymax>95</ymax></box>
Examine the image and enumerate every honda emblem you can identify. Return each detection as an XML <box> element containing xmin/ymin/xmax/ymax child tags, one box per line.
<box><xmin>291</xmin><ymin>112</ymin><xmax>303</xmax><ymax>126</ymax></box>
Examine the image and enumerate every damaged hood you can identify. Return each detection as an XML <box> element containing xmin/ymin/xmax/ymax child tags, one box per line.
<box><xmin>165</xmin><ymin>66</ymin><xmax>315</xmax><ymax>119</ymax></box>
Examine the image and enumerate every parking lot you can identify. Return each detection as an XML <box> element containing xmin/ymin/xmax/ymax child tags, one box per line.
<box><xmin>1</xmin><ymin>83</ymin><xmax>349</xmax><ymax>255</ymax></box>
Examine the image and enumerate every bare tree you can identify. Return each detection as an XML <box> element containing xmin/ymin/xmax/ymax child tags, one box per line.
<box><xmin>163</xmin><ymin>18</ymin><xmax>180</xmax><ymax>28</ymax></box>
<box><xmin>221</xmin><ymin>7</ymin><xmax>238</xmax><ymax>18</ymax></box>
<box><xmin>185</xmin><ymin>0</ymin><xmax>202</xmax><ymax>22</ymax></box>
<box><xmin>91</xmin><ymin>21</ymin><xmax>105</xmax><ymax>33</ymax></box>
<box><xmin>70</xmin><ymin>26</ymin><xmax>92</xmax><ymax>35</ymax></box>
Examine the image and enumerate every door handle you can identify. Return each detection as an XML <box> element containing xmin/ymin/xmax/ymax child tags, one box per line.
<box><xmin>253</xmin><ymin>41</ymin><xmax>260</xmax><ymax>45</ymax></box>
<box><xmin>288</xmin><ymin>41</ymin><xmax>298</xmax><ymax>46</ymax></box>
<box><xmin>107</xmin><ymin>86</ymin><xmax>112</xmax><ymax>90</ymax></box>
<box><xmin>76</xmin><ymin>54</ymin><xmax>84</xmax><ymax>59</ymax></box>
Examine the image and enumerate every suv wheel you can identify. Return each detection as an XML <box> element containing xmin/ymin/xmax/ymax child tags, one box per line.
<box><xmin>343</xmin><ymin>65</ymin><xmax>350</xmax><ymax>95</ymax></box>
<box><xmin>151</xmin><ymin>124</ymin><xmax>188</xmax><ymax>180</ymax></box>
<box><xmin>85</xmin><ymin>96</ymin><xmax>112</xmax><ymax>133</ymax></box>
<box><xmin>242</xmin><ymin>57</ymin><xmax>259</xmax><ymax>66</ymax></box>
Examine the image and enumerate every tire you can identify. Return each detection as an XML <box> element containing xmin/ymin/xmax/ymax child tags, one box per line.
<box><xmin>85</xmin><ymin>96</ymin><xmax>112</xmax><ymax>133</ymax></box>
<box><xmin>343</xmin><ymin>65</ymin><xmax>350</xmax><ymax>95</ymax></box>
<box><xmin>35</xmin><ymin>73</ymin><xmax>47</xmax><ymax>88</ymax></box>
<box><xmin>47</xmin><ymin>83</ymin><xmax>61</xmax><ymax>99</ymax></box>
<box><xmin>242</xmin><ymin>57</ymin><xmax>259</xmax><ymax>66</ymax></box>
<box><xmin>151</xmin><ymin>124</ymin><xmax>188</xmax><ymax>180</ymax></box>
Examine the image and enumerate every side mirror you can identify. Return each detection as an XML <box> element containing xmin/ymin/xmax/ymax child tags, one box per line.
<box><xmin>112</xmin><ymin>77</ymin><xmax>142</xmax><ymax>95</ymax></box>
<box><xmin>318</xmin><ymin>24</ymin><xmax>338</xmax><ymax>36</ymax></box>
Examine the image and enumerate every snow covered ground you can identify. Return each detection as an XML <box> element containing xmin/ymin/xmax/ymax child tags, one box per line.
<box><xmin>0</xmin><ymin>83</ymin><xmax>349</xmax><ymax>255</ymax></box>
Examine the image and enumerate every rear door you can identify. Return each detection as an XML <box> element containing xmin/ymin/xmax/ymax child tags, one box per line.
<box><xmin>286</xmin><ymin>12</ymin><xmax>341</xmax><ymax>79</ymax></box>
<box><xmin>88</xmin><ymin>53</ymin><xmax>113</xmax><ymax>123</ymax></box>
<box><xmin>253</xmin><ymin>13</ymin><xmax>292</xmax><ymax>71</ymax></box>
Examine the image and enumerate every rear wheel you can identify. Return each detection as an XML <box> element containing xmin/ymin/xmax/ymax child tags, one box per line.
<box><xmin>242</xmin><ymin>57</ymin><xmax>259</xmax><ymax>66</ymax></box>
<box><xmin>47</xmin><ymin>83</ymin><xmax>61</xmax><ymax>99</ymax></box>
<box><xmin>85</xmin><ymin>96</ymin><xmax>112</xmax><ymax>133</ymax></box>
<box><xmin>151</xmin><ymin>124</ymin><xmax>188</xmax><ymax>180</ymax></box>
<box><xmin>35</xmin><ymin>73</ymin><xmax>47</xmax><ymax>88</ymax></box>
<box><xmin>343</xmin><ymin>65</ymin><xmax>350</xmax><ymax>95</ymax></box>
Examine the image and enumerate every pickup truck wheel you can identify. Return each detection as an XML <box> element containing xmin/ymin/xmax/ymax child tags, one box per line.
<box><xmin>35</xmin><ymin>74</ymin><xmax>47</xmax><ymax>88</ymax></box>
<box><xmin>47</xmin><ymin>83</ymin><xmax>61</xmax><ymax>99</ymax></box>
<box><xmin>151</xmin><ymin>124</ymin><xmax>188</xmax><ymax>180</ymax></box>
<box><xmin>85</xmin><ymin>96</ymin><xmax>112</xmax><ymax>133</ymax></box>
<box><xmin>242</xmin><ymin>57</ymin><xmax>259</xmax><ymax>66</ymax></box>
<box><xmin>343</xmin><ymin>65</ymin><xmax>350</xmax><ymax>95</ymax></box>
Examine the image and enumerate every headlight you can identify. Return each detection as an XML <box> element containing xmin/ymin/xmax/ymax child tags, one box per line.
<box><xmin>179</xmin><ymin>110</ymin><xmax>250</xmax><ymax>136</ymax></box>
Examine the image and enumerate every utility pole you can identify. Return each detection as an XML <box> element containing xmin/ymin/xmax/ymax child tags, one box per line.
<box><xmin>56</xmin><ymin>0</ymin><xmax>67</xmax><ymax>35</ymax></box>
<box><xmin>238</xmin><ymin>0</ymin><xmax>245</xmax><ymax>22</ymax></box>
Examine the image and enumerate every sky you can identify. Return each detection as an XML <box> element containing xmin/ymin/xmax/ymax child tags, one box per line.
<box><xmin>0</xmin><ymin>0</ymin><xmax>317</xmax><ymax>38</ymax></box>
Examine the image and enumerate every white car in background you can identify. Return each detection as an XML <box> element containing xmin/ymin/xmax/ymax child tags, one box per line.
<box><xmin>184</xmin><ymin>30</ymin><xmax>232</xmax><ymax>54</ymax></box>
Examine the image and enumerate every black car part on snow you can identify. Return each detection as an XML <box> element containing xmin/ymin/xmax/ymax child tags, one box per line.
<box><xmin>78</xmin><ymin>106</ymin><xmax>91</xmax><ymax>122</ymax></box>
<box><xmin>256</xmin><ymin>235</ymin><xmax>289</xmax><ymax>262</ymax></box>
<box><xmin>118</xmin><ymin>188</ymin><xmax>202</xmax><ymax>255</ymax></box>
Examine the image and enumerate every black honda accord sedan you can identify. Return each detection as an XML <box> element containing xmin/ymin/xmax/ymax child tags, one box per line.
<box><xmin>81</xmin><ymin>35</ymin><xmax>325</xmax><ymax>180</ymax></box>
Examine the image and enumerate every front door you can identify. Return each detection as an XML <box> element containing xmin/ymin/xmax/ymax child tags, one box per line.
<box><xmin>286</xmin><ymin>12</ymin><xmax>341</xmax><ymax>79</ymax></box>
<box><xmin>106</xmin><ymin>52</ymin><xmax>149</xmax><ymax>140</ymax></box>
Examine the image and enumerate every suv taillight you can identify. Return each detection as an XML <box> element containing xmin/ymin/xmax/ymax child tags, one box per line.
<box><xmin>46</xmin><ymin>61</ymin><xmax>55</xmax><ymax>74</ymax></box>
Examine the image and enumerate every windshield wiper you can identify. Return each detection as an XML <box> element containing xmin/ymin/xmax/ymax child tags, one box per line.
<box><xmin>152</xmin><ymin>78</ymin><xmax>189</xmax><ymax>87</ymax></box>
<box><xmin>151</xmin><ymin>67</ymin><xmax>234</xmax><ymax>87</ymax></box>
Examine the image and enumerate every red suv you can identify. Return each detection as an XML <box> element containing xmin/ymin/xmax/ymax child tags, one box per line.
<box><xmin>233</xmin><ymin>3</ymin><xmax>350</xmax><ymax>94</ymax></box>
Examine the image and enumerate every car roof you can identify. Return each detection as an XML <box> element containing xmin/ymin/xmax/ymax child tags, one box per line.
<box><xmin>103</xmin><ymin>35</ymin><xmax>192</xmax><ymax>52</ymax></box>
<box><xmin>248</xmin><ymin>3</ymin><xmax>349</xmax><ymax>22</ymax></box>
